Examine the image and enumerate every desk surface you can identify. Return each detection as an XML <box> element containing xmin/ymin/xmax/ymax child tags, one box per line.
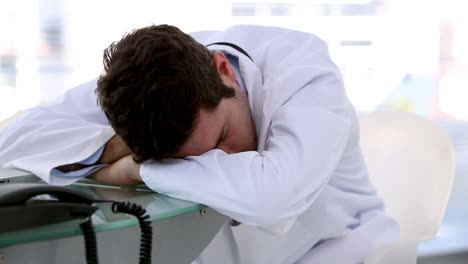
<box><xmin>0</xmin><ymin>169</ymin><xmax>206</xmax><ymax>248</ymax></box>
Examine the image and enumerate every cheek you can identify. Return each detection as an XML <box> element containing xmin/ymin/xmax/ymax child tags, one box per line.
<box><xmin>236</xmin><ymin>121</ymin><xmax>257</xmax><ymax>152</ymax></box>
<box><xmin>225</xmin><ymin>129</ymin><xmax>251</xmax><ymax>153</ymax></box>
<box><xmin>222</xmin><ymin>104</ymin><xmax>257</xmax><ymax>153</ymax></box>
<box><xmin>216</xmin><ymin>132</ymin><xmax>239</xmax><ymax>154</ymax></box>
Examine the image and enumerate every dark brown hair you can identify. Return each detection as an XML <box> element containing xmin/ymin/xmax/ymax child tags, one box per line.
<box><xmin>96</xmin><ymin>25</ymin><xmax>235</xmax><ymax>162</ymax></box>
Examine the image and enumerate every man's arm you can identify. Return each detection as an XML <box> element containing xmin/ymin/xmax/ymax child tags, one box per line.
<box><xmin>137</xmin><ymin>102</ymin><xmax>351</xmax><ymax>227</ymax></box>
<box><xmin>56</xmin><ymin>135</ymin><xmax>131</xmax><ymax>172</ymax></box>
<box><xmin>0</xmin><ymin>79</ymin><xmax>116</xmax><ymax>185</ymax></box>
<box><xmin>89</xmin><ymin>155</ymin><xmax>142</xmax><ymax>185</ymax></box>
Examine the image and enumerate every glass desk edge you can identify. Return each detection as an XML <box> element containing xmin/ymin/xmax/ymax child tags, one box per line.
<box><xmin>0</xmin><ymin>176</ymin><xmax>207</xmax><ymax>248</ymax></box>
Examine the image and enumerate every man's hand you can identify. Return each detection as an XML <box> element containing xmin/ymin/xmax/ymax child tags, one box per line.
<box><xmin>56</xmin><ymin>135</ymin><xmax>142</xmax><ymax>185</ymax></box>
<box><xmin>56</xmin><ymin>135</ymin><xmax>131</xmax><ymax>173</ymax></box>
<box><xmin>90</xmin><ymin>155</ymin><xmax>142</xmax><ymax>185</ymax></box>
<box><xmin>98</xmin><ymin>135</ymin><xmax>132</xmax><ymax>164</ymax></box>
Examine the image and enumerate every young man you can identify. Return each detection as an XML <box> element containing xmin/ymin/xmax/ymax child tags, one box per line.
<box><xmin>0</xmin><ymin>25</ymin><xmax>398</xmax><ymax>263</ymax></box>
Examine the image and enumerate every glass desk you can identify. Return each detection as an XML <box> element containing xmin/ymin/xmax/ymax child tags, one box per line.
<box><xmin>0</xmin><ymin>168</ymin><xmax>227</xmax><ymax>264</ymax></box>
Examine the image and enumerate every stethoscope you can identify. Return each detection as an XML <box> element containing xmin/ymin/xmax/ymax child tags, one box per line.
<box><xmin>206</xmin><ymin>42</ymin><xmax>254</xmax><ymax>62</ymax></box>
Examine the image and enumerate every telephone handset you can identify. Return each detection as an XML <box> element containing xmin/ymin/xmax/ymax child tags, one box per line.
<box><xmin>0</xmin><ymin>183</ymin><xmax>98</xmax><ymax>233</ymax></box>
<box><xmin>0</xmin><ymin>183</ymin><xmax>153</xmax><ymax>264</ymax></box>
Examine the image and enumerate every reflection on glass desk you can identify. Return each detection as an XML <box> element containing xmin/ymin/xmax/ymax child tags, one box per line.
<box><xmin>0</xmin><ymin>169</ymin><xmax>227</xmax><ymax>264</ymax></box>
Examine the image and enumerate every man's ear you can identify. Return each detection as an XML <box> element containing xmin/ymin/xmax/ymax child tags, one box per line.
<box><xmin>212</xmin><ymin>51</ymin><xmax>237</xmax><ymax>83</ymax></box>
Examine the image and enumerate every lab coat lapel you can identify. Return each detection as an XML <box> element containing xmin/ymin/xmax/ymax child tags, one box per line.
<box><xmin>236</xmin><ymin>53</ymin><xmax>270</xmax><ymax>152</ymax></box>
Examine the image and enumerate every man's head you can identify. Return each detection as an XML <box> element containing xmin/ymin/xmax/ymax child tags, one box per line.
<box><xmin>96</xmin><ymin>25</ymin><xmax>257</xmax><ymax>163</ymax></box>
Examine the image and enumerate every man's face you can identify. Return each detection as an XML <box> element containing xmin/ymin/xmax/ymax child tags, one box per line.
<box><xmin>174</xmin><ymin>81</ymin><xmax>257</xmax><ymax>158</ymax></box>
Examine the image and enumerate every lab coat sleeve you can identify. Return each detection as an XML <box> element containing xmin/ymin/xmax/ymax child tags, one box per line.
<box><xmin>50</xmin><ymin>145</ymin><xmax>107</xmax><ymax>178</ymax></box>
<box><xmin>0</xmin><ymin>79</ymin><xmax>115</xmax><ymax>185</ymax></box>
<box><xmin>140</xmin><ymin>87</ymin><xmax>351</xmax><ymax>227</ymax></box>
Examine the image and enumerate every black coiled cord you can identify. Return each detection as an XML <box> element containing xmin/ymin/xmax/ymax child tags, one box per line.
<box><xmin>79</xmin><ymin>201</ymin><xmax>153</xmax><ymax>264</ymax></box>
<box><xmin>80</xmin><ymin>217</ymin><xmax>99</xmax><ymax>264</ymax></box>
<box><xmin>112</xmin><ymin>201</ymin><xmax>153</xmax><ymax>264</ymax></box>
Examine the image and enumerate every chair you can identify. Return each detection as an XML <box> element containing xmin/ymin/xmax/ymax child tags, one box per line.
<box><xmin>360</xmin><ymin>111</ymin><xmax>455</xmax><ymax>264</ymax></box>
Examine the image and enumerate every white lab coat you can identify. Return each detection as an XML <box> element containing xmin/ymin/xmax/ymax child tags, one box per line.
<box><xmin>0</xmin><ymin>25</ymin><xmax>398</xmax><ymax>263</ymax></box>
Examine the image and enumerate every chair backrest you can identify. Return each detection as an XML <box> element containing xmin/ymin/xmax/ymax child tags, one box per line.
<box><xmin>359</xmin><ymin>111</ymin><xmax>455</xmax><ymax>241</ymax></box>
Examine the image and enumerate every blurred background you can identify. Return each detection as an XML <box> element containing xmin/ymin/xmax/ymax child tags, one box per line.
<box><xmin>0</xmin><ymin>0</ymin><xmax>466</xmax><ymax>262</ymax></box>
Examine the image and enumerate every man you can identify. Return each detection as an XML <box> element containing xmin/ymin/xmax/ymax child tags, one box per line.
<box><xmin>0</xmin><ymin>25</ymin><xmax>398</xmax><ymax>263</ymax></box>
